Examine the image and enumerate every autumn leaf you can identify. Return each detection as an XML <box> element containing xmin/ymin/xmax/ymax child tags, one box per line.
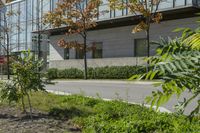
<box><xmin>132</xmin><ymin>21</ymin><xmax>148</xmax><ymax>33</ymax></box>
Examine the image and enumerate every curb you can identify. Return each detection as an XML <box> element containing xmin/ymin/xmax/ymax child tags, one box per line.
<box><xmin>52</xmin><ymin>80</ymin><xmax>162</xmax><ymax>85</ymax></box>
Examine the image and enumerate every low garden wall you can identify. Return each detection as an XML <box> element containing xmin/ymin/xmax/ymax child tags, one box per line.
<box><xmin>49</xmin><ymin>57</ymin><xmax>146</xmax><ymax>70</ymax></box>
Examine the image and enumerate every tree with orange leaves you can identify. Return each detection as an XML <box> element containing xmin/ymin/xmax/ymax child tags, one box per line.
<box><xmin>44</xmin><ymin>0</ymin><xmax>102</xmax><ymax>79</ymax></box>
<box><xmin>109</xmin><ymin>0</ymin><xmax>162</xmax><ymax>65</ymax></box>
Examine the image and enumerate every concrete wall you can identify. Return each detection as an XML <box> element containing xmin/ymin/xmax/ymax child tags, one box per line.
<box><xmin>49</xmin><ymin>17</ymin><xmax>199</xmax><ymax>68</ymax></box>
<box><xmin>49</xmin><ymin>57</ymin><xmax>146</xmax><ymax>69</ymax></box>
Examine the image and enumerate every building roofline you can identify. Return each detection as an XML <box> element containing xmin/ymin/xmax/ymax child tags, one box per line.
<box><xmin>5</xmin><ymin>0</ymin><xmax>24</xmax><ymax>5</ymax></box>
<box><xmin>0</xmin><ymin>0</ymin><xmax>5</xmax><ymax>9</ymax></box>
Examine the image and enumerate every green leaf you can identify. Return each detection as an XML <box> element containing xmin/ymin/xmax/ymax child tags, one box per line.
<box><xmin>128</xmin><ymin>74</ymin><xmax>140</xmax><ymax>81</ymax></box>
<box><xmin>145</xmin><ymin>71</ymin><xmax>152</xmax><ymax>80</ymax></box>
<box><xmin>150</xmin><ymin>71</ymin><xmax>158</xmax><ymax>80</ymax></box>
<box><xmin>173</xmin><ymin>28</ymin><xmax>185</xmax><ymax>33</ymax></box>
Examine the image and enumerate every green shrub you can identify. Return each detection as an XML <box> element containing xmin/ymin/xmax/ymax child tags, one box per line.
<box><xmin>46</xmin><ymin>66</ymin><xmax>145</xmax><ymax>79</ymax></box>
<box><xmin>46</xmin><ymin>68</ymin><xmax>58</xmax><ymax>79</ymax></box>
<box><xmin>70</xmin><ymin>97</ymin><xmax>200</xmax><ymax>133</ymax></box>
<box><xmin>1</xmin><ymin>51</ymin><xmax>46</xmax><ymax>119</ymax></box>
<box><xmin>73</xmin><ymin>100</ymin><xmax>200</xmax><ymax>133</ymax></box>
<box><xmin>57</xmin><ymin>68</ymin><xmax>84</xmax><ymax>79</ymax></box>
<box><xmin>90</xmin><ymin>66</ymin><xmax>145</xmax><ymax>79</ymax></box>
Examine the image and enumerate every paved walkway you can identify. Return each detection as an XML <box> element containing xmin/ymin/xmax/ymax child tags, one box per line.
<box><xmin>45</xmin><ymin>80</ymin><xmax>197</xmax><ymax>115</ymax></box>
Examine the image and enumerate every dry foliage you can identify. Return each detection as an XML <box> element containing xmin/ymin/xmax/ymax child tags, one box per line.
<box><xmin>109</xmin><ymin>0</ymin><xmax>162</xmax><ymax>33</ymax></box>
<box><xmin>44</xmin><ymin>0</ymin><xmax>102</xmax><ymax>50</ymax></box>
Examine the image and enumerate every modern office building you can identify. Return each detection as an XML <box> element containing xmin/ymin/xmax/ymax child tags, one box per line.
<box><xmin>0</xmin><ymin>0</ymin><xmax>200</xmax><ymax>70</ymax></box>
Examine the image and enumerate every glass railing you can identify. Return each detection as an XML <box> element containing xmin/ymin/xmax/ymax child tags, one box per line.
<box><xmin>2</xmin><ymin>0</ymin><xmax>197</xmax><ymax>24</ymax></box>
<box><xmin>97</xmin><ymin>0</ymin><xmax>195</xmax><ymax>20</ymax></box>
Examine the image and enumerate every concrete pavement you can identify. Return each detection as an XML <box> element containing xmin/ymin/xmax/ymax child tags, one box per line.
<box><xmin>45</xmin><ymin>80</ymin><xmax>197</xmax><ymax>115</ymax></box>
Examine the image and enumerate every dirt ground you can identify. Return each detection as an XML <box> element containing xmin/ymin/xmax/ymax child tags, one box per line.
<box><xmin>0</xmin><ymin>106</ymin><xmax>81</xmax><ymax>133</ymax></box>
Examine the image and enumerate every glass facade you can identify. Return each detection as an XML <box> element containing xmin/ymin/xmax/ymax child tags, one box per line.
<box><xmin>0</xmin><ymin>0</ymin><xmax>51</xmax><ymax>54</ymax></box>
<box><xmin>0</xmin><ymin>0</ymin><xmax>196</xmax><ymax>55</ymax></box>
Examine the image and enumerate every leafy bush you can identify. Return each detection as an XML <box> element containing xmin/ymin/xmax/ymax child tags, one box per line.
<box><xmin>46</xmin><ymin>68</ymin><xmax>58</xmax><ymax>79</ymax></box>
<box><xmin>66</xmin><ymin>96</ymin><xmax>199</xmax><ymax>133</ymax></box>
<box><xmin>131</xmin><ymin>25</ymin><xmax>200</xmax><ymax>116</ymax></box>
<box><xmin>46</xmin><ymin>66</ymin><xmax>145</xmax><ymax>79</ymax></box>
<box><xmin>0</xmin><ymin>51</ymin><xmax>46</xmax><ymax>119</ymax></box>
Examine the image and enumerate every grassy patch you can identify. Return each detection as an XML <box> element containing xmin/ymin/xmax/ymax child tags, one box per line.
<box><xmin>1</xmin><ymin>92</ymin><xmax>199</xmax><ymax>133</ymax></box>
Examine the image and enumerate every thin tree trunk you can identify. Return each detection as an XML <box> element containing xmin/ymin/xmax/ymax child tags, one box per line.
<box><xmin>146</xmin><ymin>26</ymin><xmax>150</xmax><ymax>72</ymax></box>
<box><xmin>21</xmin><ymin>95</ymin><xmax>26</xmax><ymax>113</ymax></box>
<box><xmin>6</xmin><ymin>37</ymin><xmax>10</xmax><ymax>80</ymax></box>
<box><xmin>83</xmin><ymin>34</ymin><xmax>88</xmax><ymax>80</ymax></box>
<box><xmin>37</xmin><ymin>0</ymin><xmax>42</xmax><ymax>72</ymax></box>
<box><xmin>38</xmin><ymin>33</ymin><xmax>42</xmax><ymax>72</ymax></box>
<box><xmin>146</xmin><ymin>28</ymin><xmax>150</xmax><ymax>58</ymax></box>
<box><xmin>4</xmin><ymin>14</ymin><xmax>10</xmax><ymax>80</ymax></box>
<box><xmin>27</xmin><ymin>93</ymin><xmax>33</xmax><ymax>120</ymax></box>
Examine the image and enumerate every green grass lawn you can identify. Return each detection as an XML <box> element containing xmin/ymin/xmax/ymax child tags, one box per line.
<box><xmin>1</xmin><ymin>92</ymin><xmax>200</xmax><ymax>133</ymax></box>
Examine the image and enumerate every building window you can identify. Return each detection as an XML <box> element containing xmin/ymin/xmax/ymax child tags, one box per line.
<box><xmin>64</xmin><ymin>48</ymin><xmax>69</xmax><ymax>59</ymax></box>
<box><xmin>76</xmin><ymin>49</ymin><xmax>84</xmax><ymax>59</ymax></box>
<box><xmin>92</xmin><ymin>42</ymin><xmax>103</xmax><ymax>58</ymax></box>
<box><xmin>134</xmin><ymin>38</ymin><xmax>148</xmax><ymax>57</ymax></box>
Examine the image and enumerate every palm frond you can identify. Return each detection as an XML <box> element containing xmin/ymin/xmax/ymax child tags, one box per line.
<box><xmin>183</xmin><ymin>33</ymin><xmax>200</xmax><ymax>50</ymax></box>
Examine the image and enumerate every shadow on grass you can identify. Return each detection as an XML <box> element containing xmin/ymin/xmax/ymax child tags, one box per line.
<box><xmin>49</xmin><ymin>106</ymin><xmax>93</xmax><ymax>120</ymax></box>
<box><xmin>0</xmin><ymin>114</ymin><xmax>17</xmax><ymax>119</ymax></box>
<box><xmin>0</xmin><ymin>109</ymin><xmax>82</xmax><ymax>132</ymax></box>
<box><xmin>0</xmin><ymin>112</ymin><xmax>49</xmax><ymax>122</ymax></box>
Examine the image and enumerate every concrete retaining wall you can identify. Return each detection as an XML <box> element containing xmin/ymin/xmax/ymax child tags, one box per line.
<box><xmin>49</xmin><ymin>57</ymin><xmax>146</xmax><ymax>69</ymax></box>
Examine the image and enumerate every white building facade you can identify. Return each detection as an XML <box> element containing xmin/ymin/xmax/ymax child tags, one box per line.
<box><xmin>0</xmin><ymin>0</ymin><xmax>200</xmax><ymax>69</ymax></box>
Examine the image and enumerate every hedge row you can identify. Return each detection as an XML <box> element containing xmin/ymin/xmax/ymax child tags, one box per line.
<box><xmin>46</xmin><ymin>66</ymin><xmax>146</xmax><ymax>79</ymax></box>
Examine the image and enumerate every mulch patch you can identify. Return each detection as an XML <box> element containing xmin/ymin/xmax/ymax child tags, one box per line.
<box><xmin>0</xmin><ymin>106</ymin><xmax>81</xmax><ymax>133</ymax></box>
